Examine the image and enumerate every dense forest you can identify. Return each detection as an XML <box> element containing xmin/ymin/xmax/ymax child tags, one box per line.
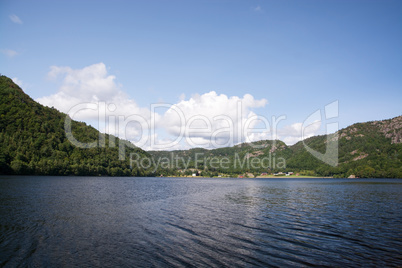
<box><xmin>0</xmin><ymin>75</ymin><xmax>401</xmax><ymax>178</ymax></box>
<box><xmin>0</xmin><ymin>75</ymin><xmax>153</xmax><ymax>176</ymax></box>
<box><xmin>150</xmin><ymin>117</ymin><xmax>402</xmax><ymax>178</ymax></box>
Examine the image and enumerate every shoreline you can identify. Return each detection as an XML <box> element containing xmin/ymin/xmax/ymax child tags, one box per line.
<box><xmin>162</xmin><ymin>175</ymin><xmax>335</xmax><ymax>179</ymax></box>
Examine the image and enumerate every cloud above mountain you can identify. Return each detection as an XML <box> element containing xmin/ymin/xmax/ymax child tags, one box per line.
<box><xmin>37</xmin><ymin>63</ymin><xmax>322</xmax><ymax>149</ymax></box>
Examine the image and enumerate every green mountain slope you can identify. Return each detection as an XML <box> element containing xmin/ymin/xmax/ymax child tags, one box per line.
<box><xmin>287</xmin><ymin>116</ymin><xmax>401</xmax><ymax>177</ymax></box>
<box><xmin>0</xmin><ymin>75</ymin><xmax>152</xmax><ymax>176</ymax></box>
<box><xmin>1</xmin><ymin>74</ymin><xmax>400</xmax><ymax>178</ymax></box>
<box><xmin>150</xmin><ymin>140</ymin><xmax>284</xmax><ymax>176</ymax></box>
<box><xmin>150</xmin><ymin>117</ymin><xmax>402</xmax><ymax>178</ymax></box>
<box><xmin>149</xmin><ymin>140</ymin><xmax>293</xmax><ymax>177</ymax></box>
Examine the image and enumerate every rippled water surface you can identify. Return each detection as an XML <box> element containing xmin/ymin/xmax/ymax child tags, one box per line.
<box><xmin>0</xmin><ymin>176</ymin><xmax>401</xmax><ymax>267</ymax></box>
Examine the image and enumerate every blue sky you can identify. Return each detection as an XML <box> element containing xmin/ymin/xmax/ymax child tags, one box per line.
<box><xmin>1</xmin><ymin>0</ymin><xmax>401</xmax><ymax>149</ymax></box>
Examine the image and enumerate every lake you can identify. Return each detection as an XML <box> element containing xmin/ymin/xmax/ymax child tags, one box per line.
<box><xmin>0</xmin><ymin>176</ymin><xmax>401</xmax><ymax>267</ymax></box>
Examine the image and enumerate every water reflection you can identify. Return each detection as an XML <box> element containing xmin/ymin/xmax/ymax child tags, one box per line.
<box><xmin>0</xmin><ymin>177</ymin><xmax>401</xmax><ymax>267</ymax></box>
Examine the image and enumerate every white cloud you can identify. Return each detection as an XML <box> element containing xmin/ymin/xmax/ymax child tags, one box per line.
<box><xmin>9</xmin><ymin>14</ymin><xmax>23</xmax><ymax>24</ymax></box>
<box><xmin>277</xmin><ymin>121</ymin><xmax>321</xmax><ymax>145</ymax></box>
<box><xmin>11</xmin><ymin>77</ymin><xmax>31</xmax><ymax>91</ymax></box>
<box><xmin>1</xmin><ymin>49</ymin><xmax>18</xmax><ymax>58</ymax></box>
<box><xmin>37</xmin><ymin>63</ymin><xmax>272</xmax><ymax>150</ymax></box>
<box><xmin>234</xmin><ymin>118</ymin><xmax>322</xmax><ymax>146</ymax></box>
<box><xmin>45</xmin><ymin>64</ymin><xmax>119</xmax><ymax>101</ymax></box>
<box><xmin>37</xmin><ymin>63</ymin><xmax>150</xmax><ymax>135</ymax></box>
<box><xmin>37</xmin><ymin>62</ymin><xmax>322</xmax><ymax>150</ymax></box>
<box><xmin>158</xmin><ymin>91</ymin><xmax>268</xmax><ymax>149</ymax></box>
<box><xmin>253</xmin><ymin>6</ymin><xmax>263</xmax><ymax>12</ymax></box>
<box><xmin>12</xmin><ymin>77</ymin><xmax>24</xmax><ymax>88</ymax></box>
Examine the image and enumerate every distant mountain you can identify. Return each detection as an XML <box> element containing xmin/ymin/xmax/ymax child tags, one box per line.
<box><xmin>150</xmin><ymin>117</ymin><xmax>402</xmax><ymax>178</ymax></box>
<box><xmin>0</xmin><ymin>75</ymin><xmax>152</xmax><ymax>176</ymax></box>
<box><xmin>287</xmin><ymin>116</ymin><xmax>401</xmax><ymax>177</ymax></box>
<box><xmin>1</xmin><ymin>74</ymin><xmax>400</xmax><ymax>178</ymax></box>
<box><xmin>149</xmin><ymin>140</ymin><xmax>291</xmax><ymax>176</ymax></box>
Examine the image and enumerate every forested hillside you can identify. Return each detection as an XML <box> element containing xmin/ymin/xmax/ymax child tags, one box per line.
<box><xmin>0</xmin><ymin>75</ymin><xmax>152</xmax><ymax>176</ymax></box>
<box><xmin>149</xmin><ymin>140</ymin><xmax>291</xmax><ymax>177</ymax></box>
<box><xmin>1</xmin><ymin>75</ymin><xmax>400</xmax><ymax>178</ymax></box>
<box><xmin>287</xmin><ymin>116</ymin><xmax>401</xmax><ymax>177</ymax></box>
<box><xmin>150</xmin><ymin>117</ymin><xmax>402</xmax><ymax>178</ymax></box>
